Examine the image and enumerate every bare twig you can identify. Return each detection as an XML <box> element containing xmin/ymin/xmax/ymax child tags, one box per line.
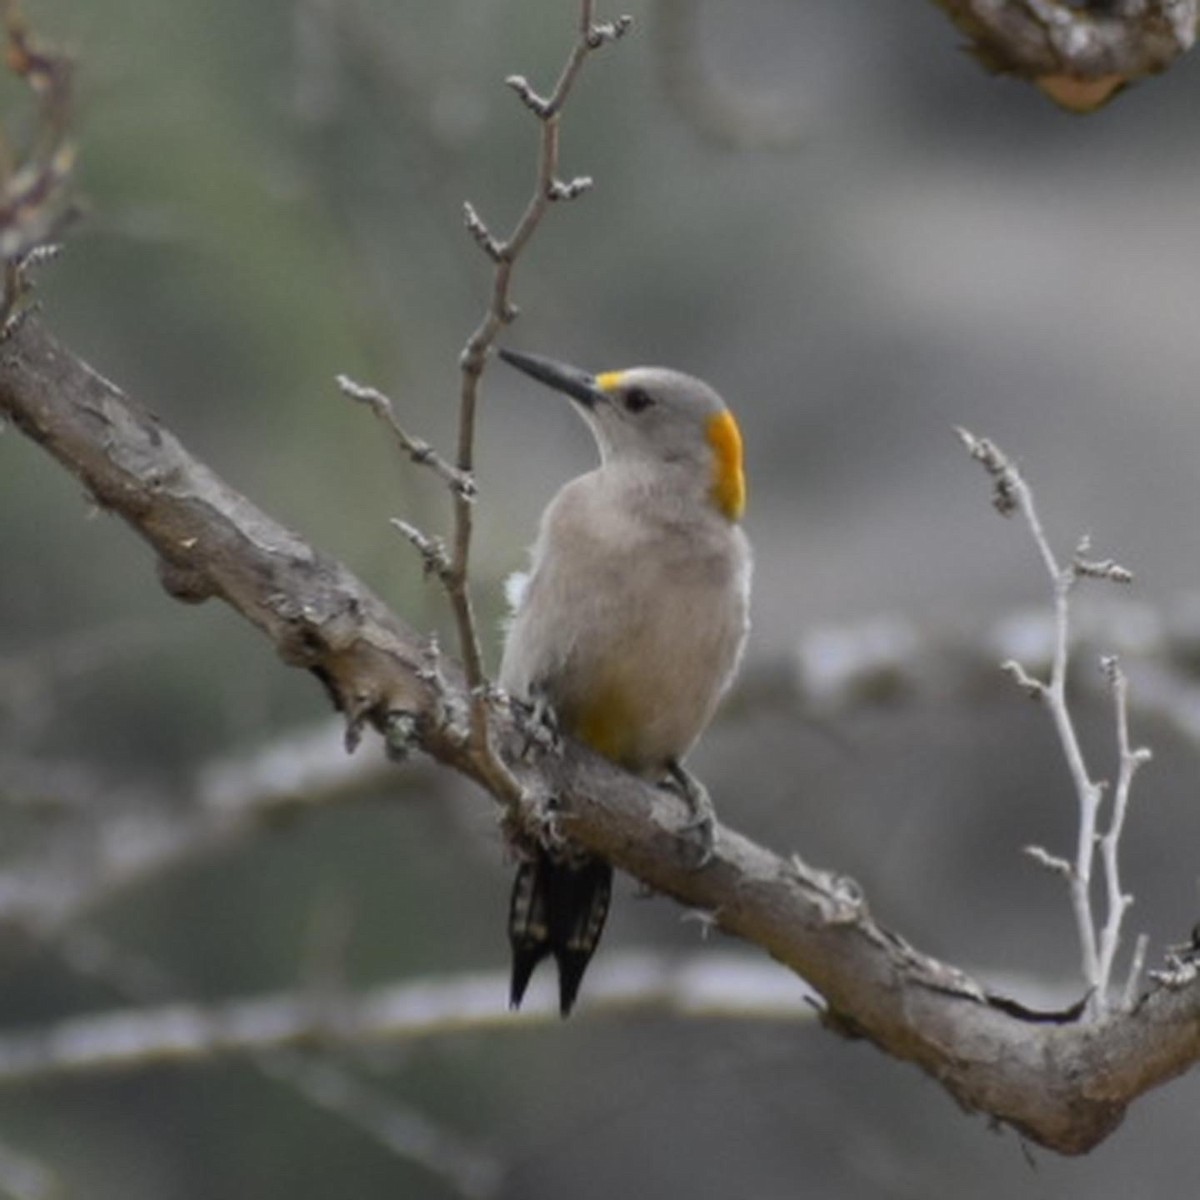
<box><xmin>390</xmin><ymin>518</ymin><xmax>452</xmax><ymax>583</ymax></box>
<box><xmin>959</xmin><ymin>428</ymin><xmax>1144</xmax><ymax>1017</ymax></box>
<box><xmin>1024</xmin><ymin>844</ymin><xmax>1073</xmax><ymax>878</ymax></box>
<box><xmin>0</xmin><ymin>941</ymin><xmax>1160</xmax><ymax>1089</ymax></box>
<box><xmin>336</xmin><ymin>374</ymin><xmax>475</xmax><ymax>499</ymax></box>
<box><xmin>449</xmin><ymin>0</ymin><xmax>629</xmax><ymax>800</ymax></box>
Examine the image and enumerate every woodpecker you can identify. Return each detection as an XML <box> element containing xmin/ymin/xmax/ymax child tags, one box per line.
<box><xmin>498</xmin><ymin>347</ymin><xmax>751</xmax><ymax>1015</ymax></box>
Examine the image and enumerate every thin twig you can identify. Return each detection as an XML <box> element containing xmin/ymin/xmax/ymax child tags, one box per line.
<box><xmin>390</xmin><ymin>518</ymin><xmax>452</xmax><ymax>583</ymax></box>
<box><xmin>448</xmin><ymin>0</ymin><xmax>629</xmax><ymax>799</ymax></box>
<box><xmin>959</xmin><ymin>427</ymin><xmax>1142</xmax><ymax>1017</ymax></box>
<box><xmin>336</xmin><ymin>374</ymin><xmax>475</xmax><ymax>499</ymax></box>
<box><xmin>1049</xmin><ymin>546</ymin><xmax>1104</xmax><ymax>997</ymax></box>
<box><xmin>1095</xmin><ymin>657</ymin><xmax>1152</xmax><ymax>1006</ymax></box>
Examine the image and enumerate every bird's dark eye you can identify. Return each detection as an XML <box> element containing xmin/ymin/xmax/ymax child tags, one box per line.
<box><xmin>623</xmin><ymin>387</ymin><xmax>654</xmax><ymax>413</ymax></box>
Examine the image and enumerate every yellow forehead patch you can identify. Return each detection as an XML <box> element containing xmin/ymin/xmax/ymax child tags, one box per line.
<box><xmin>595</xmin><ymin>370</ymin><xmax>624</xmax><ymax>394</ymax></box>
<box><xmin>707</xmin><ymin>410</ymin><xmax>746</xmax><ymax>522</ymax></box>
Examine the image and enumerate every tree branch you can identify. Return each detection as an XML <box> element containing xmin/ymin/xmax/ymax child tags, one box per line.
<box><xmin>6</xmin><ymin>318</ymin><xmax>1200</xmax><ymax>1155</ymax></box>
<box><xmin>930</xmin><ymin>0</ymin><xmax>1198</xmax><ymax>112</ymax></box>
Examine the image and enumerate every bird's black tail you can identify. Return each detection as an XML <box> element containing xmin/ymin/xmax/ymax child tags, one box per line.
<box><xmin>508</xmin><ymin>848</ymin><xmax>613</xmax><ymax>1016</ymax></box>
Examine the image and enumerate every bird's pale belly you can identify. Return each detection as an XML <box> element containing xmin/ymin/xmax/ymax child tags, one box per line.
<box><xmin>553</xmin><ymin>590</ymin><xmax>744</xmax><ymax>774</ymax></box>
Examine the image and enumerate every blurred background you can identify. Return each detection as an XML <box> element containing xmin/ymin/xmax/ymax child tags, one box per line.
<box><xmin>4</xmin><ymin>0</ymin><xmax>1200</xmax><ymax>1195</ymax></box>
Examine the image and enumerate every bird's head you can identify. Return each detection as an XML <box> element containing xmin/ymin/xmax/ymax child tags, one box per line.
<box><xmin>499</xmin><ymin>348</ymin><xmax>746</xmax><ymax>522</ymax></box>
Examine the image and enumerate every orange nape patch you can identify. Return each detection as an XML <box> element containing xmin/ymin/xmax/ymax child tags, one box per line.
<box><xmin>707</xmin><ymin>409</ymin><xmax>746</xmax><ymax>521</ymax></box>
<box><xmin>595</xmin><ymin>370</ymin><xmax>624</xmax><ymax>394</ymax></box>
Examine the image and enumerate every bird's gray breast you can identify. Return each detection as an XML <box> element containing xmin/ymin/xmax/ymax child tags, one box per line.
<box><xmin>500</xmin><ymin>475</ymin><xmax>750</xmax><ymax>773</ymax></box>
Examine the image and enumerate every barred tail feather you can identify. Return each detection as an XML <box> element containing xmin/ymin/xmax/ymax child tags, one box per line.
<box><xmin>508</xmin><ymin>848</ymin><xmax>613</xmax><ymax>1016</ymax></box>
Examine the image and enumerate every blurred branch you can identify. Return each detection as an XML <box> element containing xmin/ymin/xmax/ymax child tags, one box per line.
<box><xmin>0</xmin><ymin>942</ymin><xmax>1171</xmax><ymax>1079</ymax></box>
<box><xmin>931</xmin><ymin>0</ymin><xmax>1198</xmax><ymax>112</ymax></box>
<box><xmin>0</xmin><ymin>951</ymin><xmax>818</xmax><ymax>1087</ymax></box>
<box><xmin>0</xmin><ymin>715</ymin><xmax>441</xmax><ymax>935</ymax></box>
<box><xmin>650</xmin><ymin>0</ymin><xmax>807</xmax><ymax>149</ymax></box>
<box><xmin>751</xmin><ymin>596</ymin><xmax>1200</xmax><ymax>761</ymax></box>
<box><xmin>0</xmin><ymin>1137</ymin><xmax>57</xmax><ymax>1200</ymax></box>
<box><xmin>0</xmin><ymin>2</ymin><xmax>76</xmax><ymax>330</ymax></box>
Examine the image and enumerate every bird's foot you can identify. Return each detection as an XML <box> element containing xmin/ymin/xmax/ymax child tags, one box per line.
<box><xmin>663</xmin><ymin>759</ymin><xmax>717</xmax><ymax>868</ymax></box>
<box><xmin>513</xmin><ymin>689</ymin><xmax>563</xmax><ymax>762</ymax></box>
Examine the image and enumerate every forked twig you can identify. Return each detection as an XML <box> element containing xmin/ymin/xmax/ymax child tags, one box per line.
<box><xmin>447</xmin><ymin>0</ymin><xmax>629</xmax><ymax>796</ymax></box>
<box><xmin>329</xmin><ymin>3</ymin><xmax>628</xmax><ymax>802</ymax></box>
<box><xmin>336</xmin><ymin>375</ymin><xmax>475</xmax><ymax>500</ymax></box>
<box><xmin>958</xmin><ymin>427</ymin><xmax>1146</xmax><ymax>1016</ymax></box>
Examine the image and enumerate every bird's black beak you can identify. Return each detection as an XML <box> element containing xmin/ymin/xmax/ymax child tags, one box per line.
<box><xmin>498</xmin><ymin>348</ymin><xmax>605</xmax><ymax>410</ymax></box>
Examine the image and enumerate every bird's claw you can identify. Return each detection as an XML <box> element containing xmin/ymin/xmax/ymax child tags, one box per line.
<box><xmin>515</xmin><ymin>691</ymin><xmax>563</xmax><ymax>761</ymax></box>
<box><xmin>663</xmin><ymin>759</ymin><xmax>718</xmax><ymax>870</ymax></box>
<box><xmin>681</xmin><ymin>812</ymin><xmax>716</xmax><ymax>868</ymax></box>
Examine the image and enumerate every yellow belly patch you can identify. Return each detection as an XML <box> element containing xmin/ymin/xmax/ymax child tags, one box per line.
<box><xmin>572</xmin><ymin>684</ymin><xmax>639</xmax><ymax>765</ymax></box>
